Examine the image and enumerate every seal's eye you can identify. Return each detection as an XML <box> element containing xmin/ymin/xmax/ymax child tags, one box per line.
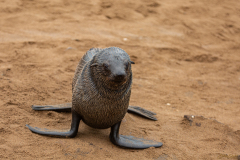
<box><xmin>103</xmin><ymin>63</ymin><xmax>109</xmax><ymax>71</ymax></box>
<box><xmin>102</xmin><ymin>63</ymin><xmax>110</xmax><ymax>76</ymax></box>
<box><xmin>125</xmin><ymin>62</ymin><xmax>129</xmax><ymax>70</ymax></box>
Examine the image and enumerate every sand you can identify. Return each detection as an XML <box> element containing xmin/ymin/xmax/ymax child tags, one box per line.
<box><xmin>0</xmin><ymin>0</ymin><xmax>239</xmax><ymax>159</ymax></box>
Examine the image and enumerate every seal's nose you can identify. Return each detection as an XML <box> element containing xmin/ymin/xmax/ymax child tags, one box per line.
<box><xmin>114</xmin><ymin>73</ymin><xmax>126</xmax><ymax>82</ymax></box>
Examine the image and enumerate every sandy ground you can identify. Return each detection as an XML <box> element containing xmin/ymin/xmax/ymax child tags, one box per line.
<box><xmin>0</xmin><ymin>0</ymin><xmax>240</xmax><ymax>159</ymax></box>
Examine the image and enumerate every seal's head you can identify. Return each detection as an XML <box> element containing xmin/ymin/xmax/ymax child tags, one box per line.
<box><xmin>91</xmin><ymin>47</ymin><xmax>134</xmax><ymax>90</ymax></box>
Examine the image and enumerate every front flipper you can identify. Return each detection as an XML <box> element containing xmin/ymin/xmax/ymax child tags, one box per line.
<box><xmin>128</xmin><ymin>106</ymin><xmax>157</xmax><ymax>121</ymax></box>
<box><xmin>31</xmin><ymin>103</ymin><xmax>72</xmax><ymax>112</ymax></box>
<box><xmin>110</xmin><ymin>121</ymin><xmax>163</xmax><ymax>149</ymax></box>
<box><xmin>31</xmin><ymin>103</ymin><xmax>157</xmax><ymax>121</ymax></box>
<box><xmin>26</xmin><ymin>110</ymin><xmax>81</xmax><ymax>138</ymax></box>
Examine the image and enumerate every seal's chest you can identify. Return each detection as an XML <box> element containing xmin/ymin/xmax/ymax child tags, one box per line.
<box><xmin>81</xmin><ymin>96</ymin><xmax>129</xmax><ymax>129</ymax></box>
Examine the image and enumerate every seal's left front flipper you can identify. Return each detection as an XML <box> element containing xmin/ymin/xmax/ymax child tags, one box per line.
<box><xmin>109</xmin><ymin>121</ymin><xmax>163</xmax><ymax>149</ymax></box>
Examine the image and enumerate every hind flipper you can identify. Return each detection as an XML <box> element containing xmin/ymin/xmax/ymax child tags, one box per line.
<box><xmin>110</xmin><ymin>121</ymin><xmax>163</xmax><ymax>149</ymax></box>
<box><xmin>26</xmin><ymin>110</ymin><xmax>81</xmax><ymax>138</ymax></box>
<box><xmin>31</xmin><ymin>103</ymin><xmax>157</xmax><ymax>120</ymax></box>
<box><xmin>127</xmin><ymin>106</ymin><xmax>157</xmax><ymax>121</ymax></box>
<box><xmin>31</xmin><ymin>103</ymin><xmax>72</xmax><ymax>112</ymax></box>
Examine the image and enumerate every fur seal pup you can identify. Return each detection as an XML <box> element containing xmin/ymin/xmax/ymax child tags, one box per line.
<box><xmin>26</xmin><ymin>47</ymin><xmax>163</xmax><ymax>149</ymax></box>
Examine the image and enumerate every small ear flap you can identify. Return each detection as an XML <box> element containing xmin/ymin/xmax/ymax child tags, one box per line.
<box><xmin>130</xmin><ymin>61</ymin><xmax>135</xmax><ymax>64</ymax></box>
<box><xmin>91</xmin><ymin>63</ymin><xmax>98</xmax><ymax>67</ymax></box>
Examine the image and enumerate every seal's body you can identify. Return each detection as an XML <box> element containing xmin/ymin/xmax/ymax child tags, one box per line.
<box><xmin>72</xmin><ymin>47</ymin><xmax>132</xmax><ymax>129</ymax></box>
<box><xmin>26</xmin><ymin>47</ymin><xmax>163</xmax><ymax>149</ymax></box>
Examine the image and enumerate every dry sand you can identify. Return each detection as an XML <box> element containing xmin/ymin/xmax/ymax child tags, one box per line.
<box><xmin>0</xmin><ymin>0</ymin><xmax>240</xmax><ymax>159</ymax></box>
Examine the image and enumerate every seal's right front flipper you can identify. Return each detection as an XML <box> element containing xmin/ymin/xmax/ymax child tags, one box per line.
<box><xmin>32</xmin><ymin>103</ymin><xmax>72</xmax><ymax>112</ymax></box>
<box><xmin>128</xmin><ymin>106</ymin><xmax>157</xmax><ymax>121</ymax></box>
<box><xmin>26</xmin><ymin>110</ymin><xmax>81</xmax><ymax>138</ymax></box>
<box><xmin>110</xmin><ymin>121</ymin><xmax>163</xmax><ymax>149</ymax></box>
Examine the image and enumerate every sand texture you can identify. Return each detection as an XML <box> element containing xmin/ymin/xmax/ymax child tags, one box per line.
<box><xmin>0</xmin><ymin>0</ymin><xmax>240</xmax><ymax>159</ymax></box>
